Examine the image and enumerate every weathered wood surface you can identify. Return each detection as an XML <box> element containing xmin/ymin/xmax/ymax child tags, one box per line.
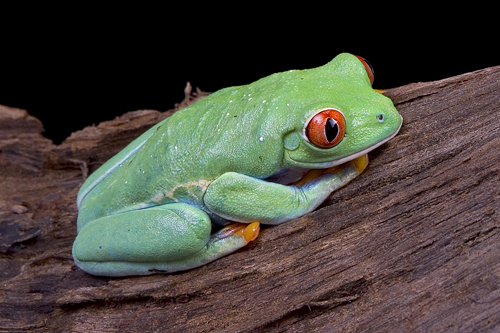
<box><xmin>1</xmin><ymin>67</ymin><xmax>499</xmax><ymax>332</ymax></box>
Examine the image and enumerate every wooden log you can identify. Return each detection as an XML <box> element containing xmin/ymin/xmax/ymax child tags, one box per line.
<box><xmin>1</xmin><ymin>66</ymin><xmax>499</xmax><ymax>332</ymax></box>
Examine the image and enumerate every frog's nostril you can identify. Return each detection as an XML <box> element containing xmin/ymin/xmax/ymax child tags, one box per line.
<box><xmin>376</xmin><ymin>113</ymin><xmax>385</xmax><ymax>122</ymax></box>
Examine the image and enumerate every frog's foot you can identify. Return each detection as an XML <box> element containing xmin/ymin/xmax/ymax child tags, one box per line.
<box><xmin>216</xmin><ymin>222</ymin><xmax>260</xmax><ymax>243</ymax></box>
<box><xmin>294</xmin><ymin>154</ymin><xmax>369</xmax><ymax>187</ymax></box>
<box><xmin>325</xmin><ymin>153</ymin><xmax>369</xmax><ymax>175</ymax></box>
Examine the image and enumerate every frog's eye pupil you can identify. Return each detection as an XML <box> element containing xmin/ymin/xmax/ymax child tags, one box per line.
<box><xmin>325</xmin><ymin>118</ymin><xmax>339</xmax><ymax>142</ymax></box>
<box><xmin>305</xmin><ymin>109</ymin><xmax>346</xmax><ymax>149</ymax></box>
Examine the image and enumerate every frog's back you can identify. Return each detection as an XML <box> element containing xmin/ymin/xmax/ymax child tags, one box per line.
<box><xmin>77</xmin><ymin>119</ymin><xmax>168</xmax><ymax>209</ymax></box>
<box><xmin>77</xmin><ymin>75</ymin><xmax>293</xmax><ymax>229</ymax></box>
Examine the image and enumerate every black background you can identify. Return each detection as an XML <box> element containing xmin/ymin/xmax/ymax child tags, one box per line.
<box><xmin>1</xmin><ymin>9</ymin><xmax>497</xmax><ymax>144</ymax></box>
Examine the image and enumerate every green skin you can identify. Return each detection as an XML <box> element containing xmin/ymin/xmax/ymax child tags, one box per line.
<box><xmin>73</xmin><ymin>53</ymin><xmax>402</xmax><ymax>276</ymax></box>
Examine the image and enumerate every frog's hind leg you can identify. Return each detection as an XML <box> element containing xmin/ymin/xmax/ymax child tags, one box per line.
<box><xmin>73</xmin><ymin>203</ymin><xmax>260</xmax><ymax>276</ymax></box>
<box><xmin>145</xmin><ymin>221</ymin><xmax>260</xmax><ymax>276</ymax></box>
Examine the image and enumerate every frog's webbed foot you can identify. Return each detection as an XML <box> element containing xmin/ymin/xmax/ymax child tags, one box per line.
<box><xmin>293</xmin><ymin>154</ymin><xmax>369</xmax><ymax>187</ymax></box>
<box><xmin>204</xmin><ymin>154</ymin><xmax>369</xmax><ymax>226</ymax></box>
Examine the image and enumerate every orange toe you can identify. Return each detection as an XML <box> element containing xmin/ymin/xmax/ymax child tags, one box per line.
<box><xmin>218</xmin><ymin>222</ymin><xmax>260</xmax><ymax>243</ymax></box>
<box><xmin>242</xmin><ymin>222</ymin><xmax>260</xmax><ymax>242</ymax></box>
<box><xmin>351</xmin><ymin>154</ymin><xmax>369</xmax><ymax>174</ymax></box>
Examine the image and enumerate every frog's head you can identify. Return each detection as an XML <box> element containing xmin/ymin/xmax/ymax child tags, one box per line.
<box><xmin>279</xmin><ymin>53</ymin><xmax>403</xmax><ymax>169</ymax></box>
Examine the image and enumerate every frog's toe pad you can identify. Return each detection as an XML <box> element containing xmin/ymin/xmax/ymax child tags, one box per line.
<box><xmin>351</xmin><ymin>154</ymin><xmax>369</xmax><ymax>174</ymax></box>
<box><xmin>217</xmin><ymin>222</ymin><xmax>260</xmax><ymax>243</ymax></box>
<box><xmin>241</xmin><ymin>222</ymin><xmax>260</xmax><ymax>242</ymax></box>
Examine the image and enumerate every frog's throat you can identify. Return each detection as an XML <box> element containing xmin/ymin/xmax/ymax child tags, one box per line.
<box><xmin>284</xmin><ymin>115</ymin><xmax>402</xmax><ymax>169</ymax></box>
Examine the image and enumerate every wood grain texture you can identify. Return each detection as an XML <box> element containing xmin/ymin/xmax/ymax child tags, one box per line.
<box><xmin>1</xmin><ymin>67</ymin><xmax>499</xmax><ymax>332</ymax></box>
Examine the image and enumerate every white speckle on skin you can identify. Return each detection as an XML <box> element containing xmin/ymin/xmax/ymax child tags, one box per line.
<box><xmin>229</xmin><ymin>100</ymin><xmax>233</xmax><ymax>103</ymax></box>
<box><xmin>248</xmin><ymin>98</ymin><xmax>252</xmax><ymax>101</ymax></box>
<box><xmin>125</xmin><ymin>181</ymin><xmax>128</xmax><ymax>184</ymax></box>
<box><xmin>262</xmin><ymin>100</ymin><xmax>266</xmax><ymax>103</ymax></box>
<box><xmin>287</xmin><ymin>104</ymin><xmax>290</xmax><ymax>106</ymax></box>
<box><xmin>259</xmin><ymin>137</ymin><xmax>264</xmax><ymax>141</ymax></box>
<box><xmin>226</xmin><ymin>113</ymin><xmax>230</xmax><ymax>116</ymax></box>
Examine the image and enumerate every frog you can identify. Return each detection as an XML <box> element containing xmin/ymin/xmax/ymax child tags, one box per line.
<box><xmin>72</xmin><ymin>53</ymin><xmax>403</xmax><ymax>277</ymax></box>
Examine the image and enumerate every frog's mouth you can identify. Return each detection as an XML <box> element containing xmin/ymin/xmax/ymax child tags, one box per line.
<box><xmin>269</xmin><ymin>118</ymin><xmax>402</xmax><ymax>185</ymax></box>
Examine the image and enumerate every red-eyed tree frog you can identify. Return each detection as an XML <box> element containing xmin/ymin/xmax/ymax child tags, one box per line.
<box><xmin>73</xmin><ymin>53</ymin><xmax>403</xmax><ymax>276</ymax></box>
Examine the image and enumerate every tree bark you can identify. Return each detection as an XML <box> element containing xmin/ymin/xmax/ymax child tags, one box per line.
<box><xmin>1</xmin><ymin>67</ymin><xmax>499</xmax><ymax>332</ymax></box>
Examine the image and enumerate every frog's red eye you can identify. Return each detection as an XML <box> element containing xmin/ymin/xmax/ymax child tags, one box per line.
<box><xmin>305</xmin><ymin>109</ymin><xmax>346</xmax><ymax>148</ymax></box>
<box><xmin>355</xmin><ymin>55</ymin><xmax>374</xmax><ymax>85</ymax></box>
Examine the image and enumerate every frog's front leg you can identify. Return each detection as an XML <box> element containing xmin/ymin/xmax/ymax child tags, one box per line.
<box><xmin>72</xmin><ymin>203</ymin><xmax>259</xmax><ymax>276</ymax></box>
<box><xmin>204</xmin><ymin>154</ymin><xmax>368</xmax><ymax>225</ymax></box>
